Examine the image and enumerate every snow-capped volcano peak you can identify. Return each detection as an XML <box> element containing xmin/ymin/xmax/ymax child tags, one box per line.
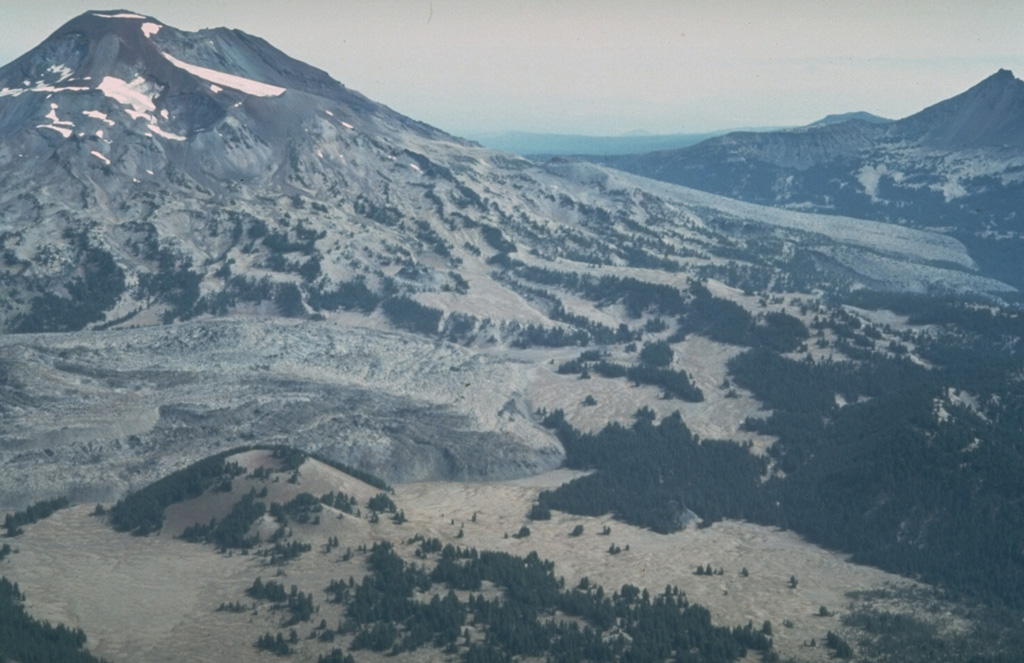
<box><xmin>0</xmin><ymin>9</ymin><xmax>405</xmax><ymax>148</ymax></box>
<box><xmin>0</xmin><ymin>8</ymin><xmax>457</xmax><ymax>194</ymax></box>
<box><xmin>0</xmin><ymin>10</ymin><xmax>294</xmax><ymax>118</ymax></box>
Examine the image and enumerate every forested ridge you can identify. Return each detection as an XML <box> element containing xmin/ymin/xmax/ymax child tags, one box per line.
<box><xmin>107</xmin><ymin>450</ymin><xmax>247</xmax><ymax>535</ymax></box>
<box><xmin>107</xmin><ymin>446</ymin><xmax>390</xmax><ymax>537</ymax></box>
<box><xmin>538</xmin><ymin>292</ymin><xmax>1023</xmax><ymax>609</ymax></box>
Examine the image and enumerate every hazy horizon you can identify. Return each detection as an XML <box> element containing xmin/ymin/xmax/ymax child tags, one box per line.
<box><xmin>2</xmin><ymin>1</ymin><xmax>1021</xmax><ymax>138</ymax></box>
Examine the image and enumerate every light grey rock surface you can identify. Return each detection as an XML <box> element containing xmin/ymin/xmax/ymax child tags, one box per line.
<box><xmin>0</xmin><ymin>319</ymin><xmax>562</xmax><ymax>509</ymax></box>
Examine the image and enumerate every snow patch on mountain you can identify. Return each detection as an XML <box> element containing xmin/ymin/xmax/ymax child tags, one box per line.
<box><xmin>37</xmin><ymin>102</ymin><xmax>76</xmax><ymax>137</ymax></box>
<box><xmin>93</xmin><ymin>12</ymin><xmax>147</xmax><ymax>19</ymax></box>
<box><xmin>46</xmin><ymin>64</ymin><xmax>74</xmax><ymax>82</ymax></box>
<box><xmin>36</xmin><ymin>123</ymin><xmax>72</xmax><ymax>138</ymax></box>
<box><xmin>82</xmin><ymin>110</ymin><xmax>115</xmax><ymax>126</ymax></box>
<box><xmin>146</xmin><ymin>123</ymin><xmax>185</xmax><ymax>141</ymax></box>
<box><xmin>44</xmin><ymin>103</ymin><xmax>74</xmax><ymax>128</ymax></box>
<box><xmin>857</xmin><ymin>164</ymin><xmax>904</xmax><ymax>201</ymax></box>
<box><xmin>97</xmin><ymin>76</ymin><xmax>156</xmax><ymax>119</ymax></box>
<box><xmin>0</xmin><ymin>80</ymin><xmax>90</xmax><ymax>97</ymax></box>
<box><xmin>161</xmin><ymin>52</ymin><xmax>286</xmax><ymax>97</ymax></box>
<box><xmin>94</xmin><ymin>75</ymin><xmax>185</xmax><ymax>140</ymax></box>
<box><xmin>141</xmin><ymin>22</ymin><xmax>161</xmax><ymax>38</ymax></box>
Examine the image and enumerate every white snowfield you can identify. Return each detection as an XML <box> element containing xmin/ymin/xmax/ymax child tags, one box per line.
<box><xmin>147</xmin><ymin>123</ymin><xmax>185</xmax><ymax>141</ymax></box>
<box><xmin>0</xmin><ymin>82</ymin><xmax>90</xmax><ymax>97</ymax></box>
<box><xmin>93</xmin><ymin>12</ymin><xmax>147</xmax><ymax>19</ymax></box>
<box><xmin>36</xmin><ymin>123</ymin><xmax>72</xmax><ymax>138</ymax></box>
<box><xmin>161</xmin><ymin>52</ymin><xmax>286</xmax><ymax>97</ymax></box>
<box><xmin>36</xmin><ymin>102</ymin><xmax>75</xmax><ymax>137</ymax></box>
<box><xmin>82</xmin><ymin>110</ymin><xmax>115</xmax><ymax>126</ymax></box>
<box><xmin>97</xmin><ymin>76</ymin><xmax>156</xmax><ymax>119</ymax></box>
<box><xmin>47</xmin><ymin>64</ymin><xmax>74</xmax><ymax>82</ymax></box>
<box><xmin>44</xmin><ymin>103</ymin><xmax>73</xmax><ymax>127</ymax></box>
<box><xmin>141</xmin><ymin>22</ymin><xmax>161</xmax><ymax>38</ymax></box>
<box><xmin>95</xmin><ymin>76</ymin><xmax>185</xmax><ymax>141</ymax></box>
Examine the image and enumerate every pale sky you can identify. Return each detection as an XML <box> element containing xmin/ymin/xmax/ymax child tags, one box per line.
<box><xmin>2</xmin><ymin>1</ymin><xmax>1022</xmax><ymax>136</ymax></box>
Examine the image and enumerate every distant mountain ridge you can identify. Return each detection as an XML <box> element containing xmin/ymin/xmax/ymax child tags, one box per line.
<box><xmin>809</xmin><ymin>111</ymin><xmax>890</xmax><ymax>126</ymax></box>
<box><xmin>468</xmin><ymin>129</ymin><xmax>736</xmax><ymax>157</ymax></box>
<box><xmin>599</xmin><ymin>70</ymin><xmax>1024</xmax><ymax>288</ymax></box>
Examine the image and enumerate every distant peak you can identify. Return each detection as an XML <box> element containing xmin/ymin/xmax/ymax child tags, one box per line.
<box><xmin>46</xmin><ymin>9</ymin><xmax>163</xmax><ymax>45</ymax></box>
<box><xmin>964</xmin><ymin>69</ymin><xmax>1021</xmax><ymax>94</ymax></box>
<box><xmin>975</xmin><ymin>68</ymin><xmax>1018</xmax><ymax>86</ymax></box>
<box><xmin>809</xmin><ymin>111</ymin><xmax>891</xmax><ymax>127</ymax></box>
<box><xmin>959</xmin><ymin>69</ymin><xmax>1024</xmax><ymax>102</ymax></box>
<box><xmin>55</xmin><ymin>9</ymin><xmax>159</xmax><ymax>29</ymax></box>
<box><xmin>894</xmin><ymin>68</ymin><xmax>1024</xmax><ymax>149</ymax></box>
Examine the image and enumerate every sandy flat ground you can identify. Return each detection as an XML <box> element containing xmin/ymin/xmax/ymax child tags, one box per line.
<box><xmin>1</xmin><ymin>460</ymin><xmax>937</xmax><ymax>663</ymax></box>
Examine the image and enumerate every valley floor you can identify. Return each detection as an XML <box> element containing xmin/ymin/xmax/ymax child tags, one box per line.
<box><xmin>2</xmin><ymin>465</ymin><xmax>961</xmax><ymax>663</ymax></box>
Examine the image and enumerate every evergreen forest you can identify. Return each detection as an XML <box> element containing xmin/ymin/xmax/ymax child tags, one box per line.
<box><xmin>534</xmin><ymin>291</ymin><xmax>1023</xmax><ymax>609</ymax></box>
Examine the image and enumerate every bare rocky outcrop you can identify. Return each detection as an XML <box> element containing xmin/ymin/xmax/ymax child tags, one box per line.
<box><xmin>0</xmin><ymin>319</ymin><xmax>562</xmax><ymax>510</ymax></box>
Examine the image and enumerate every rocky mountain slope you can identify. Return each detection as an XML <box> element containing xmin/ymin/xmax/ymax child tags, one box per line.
<box><xmin>0</xmin><ymin>320</ymin><xmax>563</xmax><ymax>508</ymax></box>
<box><xmin>0</xmin><ymin>11</ymin><xmax>1013</xmax><ymax>339</ymax></box>
<box><xmin>0</xmin><ymin>11</ymin><xmax>1015</xmax><ymax>507</ymax></box>
<box><xmin>601</xmin><ymin>70</ymin><xmax>1024</xmax><ymax>288</ymax></box>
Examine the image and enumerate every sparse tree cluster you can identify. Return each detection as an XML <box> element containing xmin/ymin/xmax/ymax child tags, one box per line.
<box><xmin>367</xmin><ymin>493</ymin><xmax>397</xmax><ymax>514</ymax></box>
<box><xmin>314</xmin><ymin>539</ymin><xmax>770</xmax><ymax>662</ymax></box>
